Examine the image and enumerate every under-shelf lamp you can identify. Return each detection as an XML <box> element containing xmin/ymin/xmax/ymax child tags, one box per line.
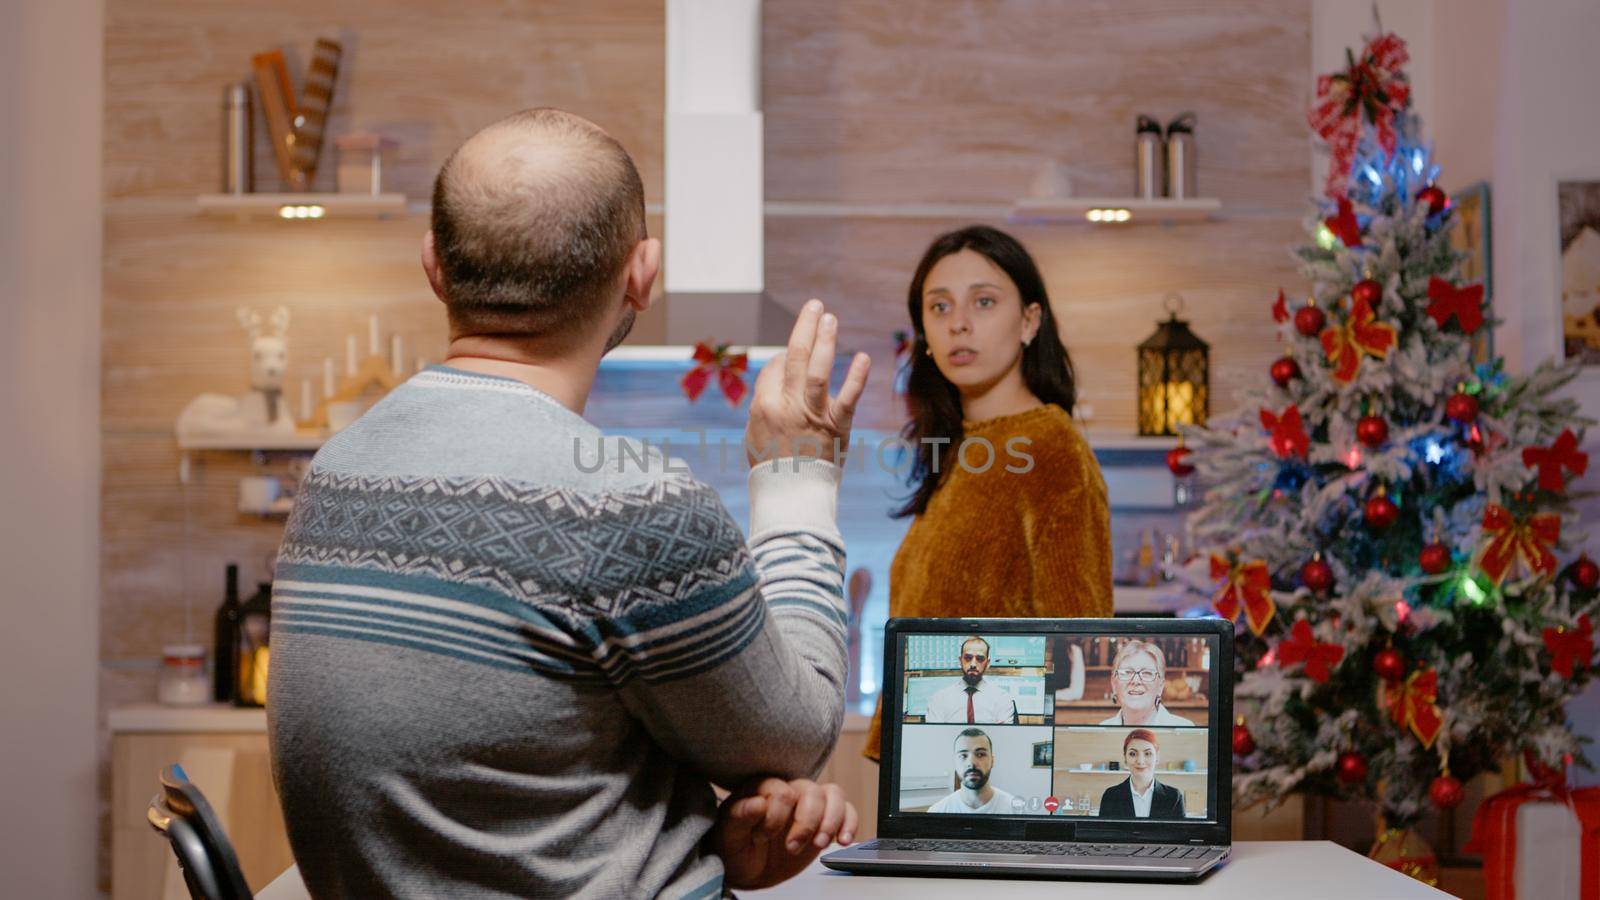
<box><xmin>277</xmin><ymin>204</ymin><xmax>326</xmax><ymax>220</ymax></box>
<box><xmin>1086</xmin><ymin>207</ymin><xmax>1132</xmax><ymax>223</ymax></box>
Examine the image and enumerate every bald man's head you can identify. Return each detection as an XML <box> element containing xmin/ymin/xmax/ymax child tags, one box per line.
<box><xmin>429</xmin><ymin>108</ymin><xmax>646</xmax><ymax>344</ymax></box>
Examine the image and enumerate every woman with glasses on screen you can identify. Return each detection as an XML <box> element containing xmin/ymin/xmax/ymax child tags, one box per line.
<box><xmin>1100</xmin><ymin>640</ymin><xmax>1194</xmax><ymax>727</ymax></box>
<box><xmin>863</xmin><ymin>226</ymin><xmax>1113</xmax><ymax>761</ymax></box>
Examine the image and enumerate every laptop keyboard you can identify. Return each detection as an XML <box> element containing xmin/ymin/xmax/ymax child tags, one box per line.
<box><xmin>867</xmin><ymin>839</ymin><xmax>1214</xmax><ymax>859</ymax></box>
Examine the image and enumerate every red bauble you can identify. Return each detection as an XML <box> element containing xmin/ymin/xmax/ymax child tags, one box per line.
<box><xmin>1574</xmin><ymin>557</ymin><xmax>1600</xmax><ymax>591</ymax></box>
<box><xmin>1417</xmin><ymin>185</ymin><xmax>1449</xmax><ymax>216</ymax></box>
<box><xmin>1336</xmin><ymin>752</ymin><xmax>1369</xmax><ymax>784</ymax></box>
<box><xmin>1295</xmin><ymin>304</ymin><xmax>1327</xmax><ymax>337</ymax></box>
<box><xmin>1446</xmin><ymin>392</ymin><xmax>1480</xmax><ymax>424</ymax></box>
<box><xmin>1429</xmin><ymin>774</ymin><xmax>1465</xmax><ymax>810</ymax></box>
<box><xmin>1419</xmin><ymin>543</ymin><xmax>1452</xmax><ymax>575</ymax></box>
<box><xmin>1351</xmin><ymin>278</ymin><xmax>1383</xmax><ymax>308</ymax></box>
<box><xmin>1301</xmin><ymin>558</ymin><xmax>1335</xmax><ymax>593</ymax></box>
<box><xmin>1356</xmin><ymin>415</ymin><xmax>1389</xmax><ymax>448</ymax></box>
<box><xmin>1271</xmin><ymin>357</ymin><xmax>1301</xmax><ymax>388</ymax></box>
<box><xmin>1373</xmin><ymin>648</ymin><xmax>1406</xmax><ymax>683</ymax></box>
<box><xmin>1232</xmin><ymin>723</ymin><xmax>1256</xmax><ymax>756</ymax></box>
<box><xmin>1166</xmin><ymin>446</ymin><xmax>1195</xmax><ymax>477</ymax></box>
<box><xmin>1364</xmin><ymin>494</ymin><xmax>1400</xmax><ymax>530</ymax></box>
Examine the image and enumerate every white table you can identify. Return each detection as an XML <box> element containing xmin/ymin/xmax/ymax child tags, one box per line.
<box><xmin>742</xmin><ymin>841</ymin><xmax>1455</xmax><ymax>899</ymax></box>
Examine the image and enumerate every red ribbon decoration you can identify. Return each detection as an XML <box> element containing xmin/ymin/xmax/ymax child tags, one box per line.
<box><xmin>1425</xmin><ymin>276</ymin><xmax>1486</xmax><ymax>334</ymax></box>
<box><xmin>1307</xmin><ymin>32</ymin><xmax>1412</xmax><ymax>198</ymax></box>
<box><xmin>1466</xmin><ymin>755</ymin><xmax>1600</xmax><ymax>900</ymax></box>
<box><xmin>1319</xmin><ymin>296</ymin><xmax>1397</xmax><ymax>384</ymax></box>
<box><xmin>1272</xmin><ymin>289</ymin><xmax>1289</xmax><ymax>324</ymax></box>
<box><xmin>1210</xmin><ymin>555</ymin><xmax>1276</xmax><ymax>635</ymax></box>
<box><xmin>1523</xmin><ymin>429</ymin><xmax>1589</xmax><ymax>493</ymax></box>
<box><xmin>680</xmin><ymin>341</ymin><xmax>749</xmax><ymax>407</ymax></box>
<box><xmin>1383</xmin><ymin>666</ymin><xmax>1443</xmax><ymax>749</ymax></box>
<box><xmin>1324</xmin><ymin>197</ymin><xmax>1364</xmax><ymax>247</ymax></box>
<box><xmin>1276</xmin><ymin>619</ymin><xmax>1344</xmax><ymax>683</ymax></box>
<box><xmin>1260</xmin><ymin>405</ymin><xmax>1310</xmax><ymax>460</ymax></box>
<box><xmin>1544</xmin><ymin>615</ymin><xmax>1595</xmax><ymax>679</ymax></box>
<box><xmin>892</xmin><ymin>330</ymin><xmax>911</xmax><ymax>360</ymax></box>
<box><xmin>1478</xmin><ymin>503</ymin><xmax>1562</xmax><ymax>586</ymax></box>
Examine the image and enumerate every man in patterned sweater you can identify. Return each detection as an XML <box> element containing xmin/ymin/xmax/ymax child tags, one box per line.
<box><xmin>268</xmin><ymin>108</ymin><xmax>872</xmax><ymax>898</ymax></box>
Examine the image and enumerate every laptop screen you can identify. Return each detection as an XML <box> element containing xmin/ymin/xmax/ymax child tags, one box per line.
<box><xmin>890</xmin><ymin>629</ymin><xmax>1220</xmax><ymax>823</ymax></box>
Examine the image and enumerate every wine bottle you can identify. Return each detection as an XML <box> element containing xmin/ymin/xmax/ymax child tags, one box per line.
<box><xmin>213</xmin><ymin>564</ymin><xmax>240</xmax><ymax>703</ymax></box>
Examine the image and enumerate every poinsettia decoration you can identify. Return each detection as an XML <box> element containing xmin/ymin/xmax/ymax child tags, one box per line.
<box><xmin>1277</xmin><ymin>619</ymin><xmax>1345</xmax><ymax>683</ymax></box>
<box><xmin>1543</xmin><ymin>615</ymin><xmax>1595</xmax><ymax>679</ymax></box>
<box><xmin>1424</xmin><ymin>276</ymin><xmax>1485</xmax><ymax>334</ymax></box>
<box><xmin>1522</xmin><ymin>429</ymin><xmax>1588</xmax><ymax>493</ymax></box>
<box><xmin>680</xmin><ymin>341</ymin><xmax>749</xmax><ymax>406</ymax></box>
<box><xmin>1261</xmin><ymin>405</ymin><xmax>1311</xmax><ymax>459</ymax></box>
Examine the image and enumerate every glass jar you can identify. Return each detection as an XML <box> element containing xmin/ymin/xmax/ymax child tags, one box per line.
<box><xmin>158</xmin><ymin>644</ymin><xmax>210</xmax><ymax>706</ymax></box>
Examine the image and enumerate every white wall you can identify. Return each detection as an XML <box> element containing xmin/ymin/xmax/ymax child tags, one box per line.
<box><xmin>0</xmin><ymin>0</ymin><xmax>103</xmax><ymax>895</ymax></box>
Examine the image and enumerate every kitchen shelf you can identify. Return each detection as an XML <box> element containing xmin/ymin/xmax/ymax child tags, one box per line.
<box><xmin>197</xmin><ymin>192</ymin><xmax>408</xmax><ymax>220</ymax></box>
<box><xmin>176</xmin><ymin>432</ymin><xmax>326</xmax><ymax>451</ymax></box>
<box><xmin>1008</xmin><ymin>197</ymin><xmax>1221</xmax><ymax>225</ymax></box>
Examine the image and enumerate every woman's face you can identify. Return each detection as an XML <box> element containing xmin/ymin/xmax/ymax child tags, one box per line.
<box><xmin>1114</xmin><ymin>650</ymin><xmax>1163</xmax><ymax>714</ymax></box>
<box><xmin>1124</xmin><ymin>739</ymin><xmax>1158</xmax><ymax>779</ymax></box>
<box><xmin>920</xmin><ymin>249</ymin><xmax>1041</xmax><ymax>392</ymax></box>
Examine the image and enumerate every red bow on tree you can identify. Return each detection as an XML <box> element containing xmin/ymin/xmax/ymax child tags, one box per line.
<box><xmin>1323</xmin><ymin>197</ymin><xmax>1364</xmax><ymax>247</ymax></box>
<box><xmin>1385</xmin><ymin>666</ymin><xmax>1444</xmax><ymax>748</ymax></box>
<box><xmin>1478</xmin><ymin>503</ymin><xmax>1561</xmax><ymax>585</ymax></box>
<box><xmin>1260</xmin><ymin>405</ymin><xmax>1310</xmax><ymax>459</ymax></box>
<box><xmin>1276</xmin><ymin>618</ymin><xmax>1345</xmax><ymax>683</ymax></box>
<box><xmin>1320</xmin><ymin>297</ymin><xmax>1397</xmax><ymax>384</ymax></box>
<box><xmin>680</xmin><ymin>341</ymin><xmax>749</xmax><ymax>407</ymax></box>
<box><xmin>1211</xmin><ymin>555</ymin><xmax>1276</xmax><ymax>635</ymax></box>
<box><xmin>1272</xmin><ymin>289</ymin><xmax>1289</xmax><ymax>324</ymax></box>
<box><xmin>1425</xmin><ymin>276</ymin><xmax>1485</xmax><ymax>334</ymax></box>
<box><xmin>1544</xmin><ymin>615</ymin><xmax>1596</xmax><ymax>679</ymax></box>
<box><xmin>1523</xmin><ymin>429</ymin><xmax>1589</xmax><ymax>493</ymax></box>
<box><xmin>1308</xmin><ymin>32</ymin><xmax>1412</xmax><ymax>198</ymax></box>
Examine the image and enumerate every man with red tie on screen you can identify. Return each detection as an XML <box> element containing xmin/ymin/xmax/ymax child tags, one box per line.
<box><xmin>925</xmin><ymin>636</ymin><xmax>1019</xmax><ymax>724</ymax></box>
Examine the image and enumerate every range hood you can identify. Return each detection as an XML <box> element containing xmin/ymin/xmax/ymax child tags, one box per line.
<box><xmin>624</xmin><ymin>291</ymin><xmax>796</xmax><ymax>348</ymax></box>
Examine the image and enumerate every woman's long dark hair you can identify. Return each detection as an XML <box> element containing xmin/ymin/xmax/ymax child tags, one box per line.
<box><xmin>893</xmin><ymin>225</ymin><xmax>1077</xmax><ymax>518</ymax></box>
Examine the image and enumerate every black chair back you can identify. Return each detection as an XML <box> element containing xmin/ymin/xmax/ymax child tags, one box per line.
<box><xmin>146</xmin><ymin>763</ymin><xmax>253</xmax><ymax>900</ymax></box>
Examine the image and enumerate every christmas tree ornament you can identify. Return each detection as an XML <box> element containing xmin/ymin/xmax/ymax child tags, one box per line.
<box><xmin>1336</xmin><ymin>751</ymin><xmax>1369</xmax><ymax>783</ymax></box>
<box><xmin>1277</xmin><ymin>618</ymin><xmax>1345</xmax><ymax>683</ymax></box>
<box><xmin>1445</xmin><ymin>392</ymin><xmax>1479</xmax><ymax>424</ymax></box>
<box><xmin>1320</xmin><ymin>296</ymin><xmax>1398</xmax><ymax>384</ymax></box>
<box><xmin>1574</xmin><ymin>557</ymin><xmax>1600</xmax><ymax>591</ymax></box>
<box><xmin>1424</xmin><ymin>276</ymin><xmax>1485</xmax><ymax>334</ymax></box>
<box><xmin>1370</xmin><ymin>827</ymin><xmax>1440</xmax><ymax>887</ymax></box>
<box><xmin>1416</xmin><ymin>184</ymin><xmax>1448</xmax><ymax>216</ymax></box>
<box><xmin>1351</xmin><ymin>278</ymin><xmax>1383</xmax><ymax>308</ymax></box>
<box><xmin>1301</xmin><ymin>556</ymin><xmax>1335</xmax><ymax>593</ymax></box>
<box><xmin>1542</xmin><ymin>615</ymin><xmax>1595</xmax><ymax>678</ymax></box>
<box><xmin>1478</xmin><ymin>503</ymin><xmax>1561</xmax><ymax>585</ymax></box>
<box><xmin>1522</xmin><ymin>428</ymin><xmax>1589</xmax><ymax>492</ymax></box>
<box><xmin>1272</xmin><ymin>289</ymin><xmax>1289</xmax><ymax>324</ymax></box>
<box><xmin>1373</xmin><ymin>647</ymin><xmax>1406</xmax><ymax>683</ymax></box>
<box><xmin>1365</xmin><ymin>490</ymin><xmax>1400</xmax><ymax>531</ymax></box>
<box><xmin>1419</xmin><ymin>542</ymin><xmax>1451</xmax><ymax>575</ymax></box>
<box><xmin>1324</xmin><ymin>196</ymin><xmax>1364</xmax><ymax>247</ymax></box>
<box><xmin>1261</xmin><ymin>405</ymin><xmax>1310</xmax><ymax>459</ymax></box>
<box><xmin>1386</xmin><ymin>667</ymin><xmax>1444</xmax><ymax>748</ymax></box>
<box><xmin>1271</xmin><ymin>356</ymin><xmax>1301</xmax><ymax>388</ymax></box>
<box><xmin>1308</xmin><ymin>30</ymin><xmax>1411</xmax><ymax>197</ymax></box>
<box><xmin>1427</xmin><ymin>774</ymin><xmax>1464</xmax><ymax>810</ymax></box>
<box><xmin>1211</xmin><ymin>555</ymin><xmax>1276</xmax><ymax>635</ymax></box>
<box><xmin>1166</xmin><ymin>445</ymin><xmax>1195</xmax><ymax>477</ymax></box>
<box><xmin>1232</xmin><ymin>720</ymin><xmax>1256</xmax><ymax>756</ymax></box>
<box><xmin>1295</xmin><ymin>301</ymin><xmax>1327</xmax><ymax>337</ymax></box>
<box><xmin>1356</xmin><ymin>414</ymin><xmax>1389</xmax><ymax>447</ymax></box>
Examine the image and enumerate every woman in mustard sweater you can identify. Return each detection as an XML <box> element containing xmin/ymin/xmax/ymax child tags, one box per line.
<box><xmin>866</xmin><ymin>225</ymin><xmax>1112</xmax><ymax>760</ymax></box>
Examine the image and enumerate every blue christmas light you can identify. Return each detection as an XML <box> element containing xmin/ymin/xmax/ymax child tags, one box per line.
<box><xmin>1424</xmin><ymin>440</ymin><xmax>1447</xmax><ymax>465</ymax></box>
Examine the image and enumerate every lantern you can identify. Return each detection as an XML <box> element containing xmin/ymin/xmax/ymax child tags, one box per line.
<box><xmin>1137</xmin><ymin>294</ymin><xmax>1210</xmax><ymax>436</ymax></box>
<box><xmin>233</xmin><ymin>580</ymin><xmax>272</xmax><ymax>707</ymax></box>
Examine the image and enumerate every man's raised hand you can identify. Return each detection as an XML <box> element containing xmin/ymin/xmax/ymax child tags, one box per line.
<box><xmin>745</xmin><ymin>299</ymin><xmax>871</xmax><ymax>467</ymax></box>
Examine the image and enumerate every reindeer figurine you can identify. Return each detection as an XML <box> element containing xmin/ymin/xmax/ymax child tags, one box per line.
<box><xmin>176</xmin><ymin>306</ymin><xmax>298</xmax><ymax>440</ymax></box>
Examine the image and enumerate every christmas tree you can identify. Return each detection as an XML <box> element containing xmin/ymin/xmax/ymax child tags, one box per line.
<box><xmin>1181</xmin><ymin>31</ymin><xmax>1599</xmax><ymax>828</ymax></box>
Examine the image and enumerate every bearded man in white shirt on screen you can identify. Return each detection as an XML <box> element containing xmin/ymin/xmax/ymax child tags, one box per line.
<box><xmin>926</xmin><ymin>728</ymin><xmax>1018</xmax><ymax>814</ymax></box>
<box><xmin>924</xmin><ymin>636</ymin><xmax>1018</xmax><ymax>724</ymax></box>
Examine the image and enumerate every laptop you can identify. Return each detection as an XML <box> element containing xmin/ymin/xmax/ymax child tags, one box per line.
<box><xmin>822</xmin><ymin>617</ymin><xmax>1233</xmax><ymax>880</ymax></box>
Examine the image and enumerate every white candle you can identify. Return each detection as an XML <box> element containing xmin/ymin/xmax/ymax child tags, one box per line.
<box><xmin>300</xmin><ymin>378</ymin><xmax>312</xmax><ymax>421</ymax></box>
<box><xmin>323</xmin><ymin>357</ymin><xmax>335</xmax><ymax>397</ymax></box>
<box><xmin>368</xmin><ymin>314</ymin><xmax>380</xmax><ymax>356</ymax></box>
<box><xmin>345</xmin><ymin>335</ymin><xmax>357</xmax><ymax>375</ymax></box>
<box><xmin>391</xmin><ymin>334</ymin><xmax>403</xmax><ymax>374</ymax></box>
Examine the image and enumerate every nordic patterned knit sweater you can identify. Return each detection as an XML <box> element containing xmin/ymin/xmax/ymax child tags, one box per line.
<box><xmin>863</xmin><ymin>403</ymin><xmax>1113</xmax><ymax>759</ymax></box>
<box><xmin>267</xmin><ymin>366</ymin><xmax>849</xmax><ymax>899</ymax></box>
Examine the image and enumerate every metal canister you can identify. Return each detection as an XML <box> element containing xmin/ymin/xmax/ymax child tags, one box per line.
<box><xmin>1166</xmin><ymin>112</ymin><xmax>1197</xmax><ymax>199</ymax></box>
<box><xmin>223</xmin><ymin>82</ymin><xmax>253</xmax><ymax>194</ymax></box>
<box><xmin>1135</xmin><ymin>115</ymin><xmax>1163</xmax><ymax>199</ymax></box>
